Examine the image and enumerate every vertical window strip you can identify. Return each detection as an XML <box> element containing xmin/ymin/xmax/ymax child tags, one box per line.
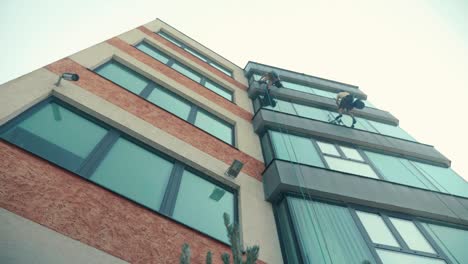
<box><xmin>0</xmin><ymin>97</ymin><xmax>236</xmax><ymax>244</ymax></box>
<box><xmin>135</xmin><ymin>41</ymin><xmax>233</xmax><ymax>101</ymax></box>
<box><xmin>95</xmin><ymin>60</ymin><xmax>234</xmax><ymax>145</ymax></box>
<box><xmin>156</xmin><ymin>31</ymin><xmax>233</xmax><ymax>77</ymax></box>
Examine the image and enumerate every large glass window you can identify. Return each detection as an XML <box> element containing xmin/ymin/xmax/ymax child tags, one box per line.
<box><xmin>0</xmin><ymin>102</ymin><xmax>107</xmax><ymax>172</ymax></box>
<box><xmin>356</xmin><ymin>211</ymin><xmax>399</xmax><ymax>247</ymax></box>
<box><xmin>324</xmin><ymin>156</ymin><xmax>379</xmax><ymax>178</ymax></box>
<box><xmin>173</xmin><ymin>170</ymin><xmax>234</xmax><ymax>244</ymax></box>
<box><xmin>389</xmin><ymin>217</ymin><xmax>435</xmax><ymax>253</ymax></box>
<box><xmin>136</xmin><ymin>41</ymin><xmax>233</xmax><ymax>101</ymax></box>
<box><xmin>269</xmin><ymin>130</ymin><xmax>324</xmax><ymax>167</ymax></box>
<box><xmin>423</xmin><ymin>222</ymin><xmax>468</xmax><ymax>264</ymax></box>
<box><xmin>157</xmin><ymin>31</ymin><xmax>233</xmax><ymax>77</ymax></box>
<box><xmin>95</xmin><ymin>60</ymin><xmax>234</xmax><ymax>145</ymax></box>
<box><xmin>95</xmin><ymin>61</ymin><xmax>149</xmax><ymax>95</ymax></box>
<box><xmin>90</xmin><ymin>138</ymin><xmax>173</xmax><ymax>211</ymax></box>
<box><xmin>258</xmin><ymin>98</ymin><xmax>416</xmax><ymax>142</ymax></box>
<box><xmin>278</xmin><ymin>197</ymin><xmax>376</xmax><ymax>264</ymax></box>
<box><xmin>194</xmin><ymin>110</ymin><xmax>233</xmax><ymax>145</ymax></box>
<box><xmin>0</xmin><ymin>97</ymin><xmax>236</xmax><ymax>244</ymax></box>
<box><xmin>365</xmin><ymin>150</ymin><xmax>468</xmax><ymax>198</ymax></box>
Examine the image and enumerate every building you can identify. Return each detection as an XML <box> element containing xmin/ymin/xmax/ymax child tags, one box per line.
<box><xmin>1</xmin><ymin>19</ymin><xmax>467</xmax><ymax>264</ymax></box>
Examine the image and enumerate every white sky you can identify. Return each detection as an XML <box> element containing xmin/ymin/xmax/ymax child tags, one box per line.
<box><xmin>1</xmin><ymin>0</ymin><xmax>467</xmax><ymax>179</ymax></box>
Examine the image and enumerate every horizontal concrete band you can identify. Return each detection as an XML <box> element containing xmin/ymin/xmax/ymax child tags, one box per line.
<box><xmin>245</xmin><ymin>62</ymin><xmax>366</xmax><ymax>98</ymax></box>
<box><xmin>263</xmin><ymin>160</ymin><xmax>468</xmax><ymax>226</ymax></box>
<box><xmin>248</xmin><ymin>82</ymin><xmax>399</xmax><ymax>125</ymax></box>
<box><xmin>138</xmin><ymin>26</ymin><xmax>248</xmax><ymax>91</ymax></box>
<box><xmin>253</xmin><ymin>109</ymin><xmax>450</xmax><ymax>167</ymax></box>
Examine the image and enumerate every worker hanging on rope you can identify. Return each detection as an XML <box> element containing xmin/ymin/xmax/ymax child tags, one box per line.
<box><xmin>258</xmin><ymin>71</ymin><xmax>283</xmax><ymax>108</ymax></box>
<box><xmin>331</xmin><ymin>91</ymin><xmax>365</xmax><ymax>128</ymax></box>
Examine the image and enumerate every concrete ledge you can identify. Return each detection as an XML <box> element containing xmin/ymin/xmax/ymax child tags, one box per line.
<box><xmin>263</xmin><ymin>160</ymin><xmax>468</xmax><ymax>226</ymax></box>
<box><xmin>244</xmin><ymin>61</ymin><xmax>367</xmax><ymax>98</ymax></box>
<box><xmin>253</xmin><ymin>109</ymin><xmax>450</xmax><ymax>167</ymax></box>
<box><xmin>248</xmin><ymin>81</ymin><xmax>399</xmax><ymax>125</ymax></box>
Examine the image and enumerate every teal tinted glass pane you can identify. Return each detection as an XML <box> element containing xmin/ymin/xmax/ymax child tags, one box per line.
<box><xmin>269</xmin><ymin>131</ymin><xmax>324</xmax><ymax>167</ymax></box>
<box><xmin>264</xmin><ymin>99</ymin><xmax>296</xmax><ymax>115</ymax></box>
<box><xmin>355</xmin><ymin>118</ymin><xmax>379</xmax><ymax>133</ymax></box>
<box><xmin>90</xmin><ymin>138</ymin><xmax>173</xmax><ymax>211</ymax></box>
<box><xmin>288</xmin><ymin>197</ymin><xmax>376</xmax><ymax>264</ymax></box>
<box><xmin>157</xmin><ymin>31</ymin><xmax>182</xmax><ymax>47</ymax></box>
<box><xmin>413</xmin><ymin>162</ymin><xmax>468</xmax><ymax>198</ymax></box>
<box><xmin>389</xmin><ymin>217</ymin><xmax>435</xmax><ymax>253</ymax></box>
<box><xmin>146</xmin><ymin>86</ymin><xmax>191</xmax><ymax>120</ymax></box>
<box><xmin>363</xmin><ymin>100</ymin><xmax>376</xmax><ymax>108</ymax></box>
<box><xmin>316</xmin><ymin>141</ymin><xmax>340</xmax><ymax>156</ymax></box>
<box><xmin>204</xmin><ymin>80</ymin><xmax>233</xmax><ymax>101</ymax></box>
<box><xmin>423</xmin><ymin>223</ymin><xmax>468</xmax><ymax>264</ymax></box>
<box><xmin>282</xmin><ymin>81</ymin><xmax>313</xmax><ymax>94</ymax></box>
<box><xmin>377</xmin><ymin>249</ymin><xmax>446</xmax><ymax>264</ymax></box>
<box><xmin>135</xmin><ymin>42</ymin><xmax>171</xmax><ymax>64</ymax></box>
<box><xmin>293</xmin><ymin>103</ymin><xmax>331</xmax><ymax>122</ymax></box>
<box><xmin>210</xmin><ymin>62</ymin><xmax>232</xmax><ymax>76</ymax></box>
<box><xmin>194</xmin><ymin>111</ymin><xmax>233</xmax><ymax>144</ymax></box>
<box><xmin>95</xmin><ymin>61</ymin><xmax>149</xmax><ymax>95</ymax></box>
<box><xmin>368</xmin><ymin>120</ymin><xmax>416</xmax><ymax>141</ymax></box>
<box><xmin>252</xmin><ymin>74</ymin><xmax>262</xmax><ymax>81</ymax></box>
<box><xmin>339</xmin><ymin>146</ymin><xmax>364</xmax><ymax>161</ymax></box>
<box><xmin>276</xmin><ymin>199</ymin><xmax>302</xmax><ymax>264</ymax></box>
<box><xmin>173</xmin><ymin>170</ymin><xmax>234</xmax><ymax>243</ymax></box>
<box><xmin>171</xmin><ymin>63</ymin><xmax>202</xmax><ymax>83</ymax></box>
<box><xmin>364</xmin><ymin>151</ymin><xmax>438</xmax><ymax>190</ymax></box>
<box><xmin>325</xmin><ymin>156</ymin><xmax>378</xmax><ymax>178</ymax></box>
<box><xmin>1</xmin><ymin>103</ymin><xmax>107</xmax><ymax>172</ymax></box>
<box><xmin>184</xmin><ymin>47</ymin><xmax>208</xmax><ymax>62</ymax></box>
<box><xmin>356</xmin><ymin>211</ymin><xmax>399</xmax><ymax>247</ymax></box>
<box><xmin>311</xmin><ymin>88</ymin><xmax>336</xmax><ymax>99</ymax></box>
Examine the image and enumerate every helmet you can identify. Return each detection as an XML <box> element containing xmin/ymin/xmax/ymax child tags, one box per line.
<box><xmin>353</xmin><ymin>99</ymin><xmax>365</xmax><ymax>109</ymax></box>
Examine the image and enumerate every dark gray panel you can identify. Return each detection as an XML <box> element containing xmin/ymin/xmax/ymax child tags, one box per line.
<box><xmin>244</xmin><ymin>62</ymin><xmax>366</xmax><ymax>98</ymax></box>
<box><xmin>263</xmin><ymin>160</ymin><xmax>468</xmax><ymax>226</ymax></box>
<box><xmin>248</xmin><ymin>82</ymin><xmax>399</xmax><ymax>125</ymax></box>
<box><xmin>253</xmin><ymin>109</ymin><xmax>450</xmax><ymax>167</ymax></box>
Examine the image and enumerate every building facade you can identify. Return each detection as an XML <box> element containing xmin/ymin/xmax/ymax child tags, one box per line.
<box><xmin>1</xmin><ymin>19</ymin><xmax>467</xmax><ymax>264</ymax></box>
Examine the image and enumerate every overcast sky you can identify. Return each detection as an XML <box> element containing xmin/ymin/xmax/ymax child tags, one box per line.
<box><xmin>1</xmin><ymin>0</ymin><xmax>467</xmax><ymax>179</ymax></box>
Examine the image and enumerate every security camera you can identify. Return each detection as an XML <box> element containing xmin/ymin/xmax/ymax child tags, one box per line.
<box><xmin>225</xmin><ymin>159</ymin><xmax>244</xmax><ymax>178</ymax></box>
<box><xmin>55</xmin><ymin>73</ymin><xmax>80</xmax><ymax>86</ymax></box>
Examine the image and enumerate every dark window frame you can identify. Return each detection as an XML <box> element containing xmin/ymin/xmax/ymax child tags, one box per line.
<box><xmin>157</xmin><ymin>31</ymin><xmax>234</xmax><ymax>78</ymax></box>
<box><xmin>94</xmin><ymin>59</ymin><xmax>236</xmax><ymax>146</ymax></box>
<box><xmin>0</xmin><ymin>96</ymin><xmax>238</xmax><ymax>246</ymax></box>
<box><xmin>135</xmin><ymin>40</ymin><xmax>234</xmax><ymax>102</ymax></box>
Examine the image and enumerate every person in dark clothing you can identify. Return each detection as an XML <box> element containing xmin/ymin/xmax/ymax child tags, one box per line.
<box><xmin>332</xmin><ymin>91</ymin><xmax>365</xmax><ymax>128</ymax></box>
<box><xmin>258</xmin><ymin>71</ymin><xmax>283</xmax><ymax>107</ymax></box>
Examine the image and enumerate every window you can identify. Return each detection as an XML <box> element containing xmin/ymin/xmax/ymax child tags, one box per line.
<box><xmin>274</xmin><ymin>196</ymin><xmax>459</xmax><ymax>264</ymax></box>
<box><xmin>156</xmin><ymin>31</ymin><xmax>233</xmax><ymax>77</ymax></box>
<box><xmin>365</xmin><ymin>150</ymin><xmax>468</xmax><ymax>198</ymax></box>
<box><xmin>0</xmin><ymin>97</ymin><xmax>236</xmax><ymax>243</ymax></box>
<box><xmin>0</xmin><ymin>101</ymin><xmax>108</xmax><ymax>172</ymax></box>
<box><xmin>354</xmin><ymin>210</ymin><xmax>446</xmax><ymax>263</ymax></box>
<box><xmin>256</xmin><ymin>98</ymin><xmax>416</xmax><ymax>142</ymax></box>
<box><xmin>135</xmin><ymin>41</ymin><xmax>233</xmax><ymax>101</ymax></box>
<box><xmin>269</xmin><ymin>130</ymin><xmax>324</xmax><ymax>167</ymax></box>
<box><xmin>276</xmin><ymin>197</ymin><xmax>376</xmax><ymax>264</ymax></box>
<box><xmin>172</xmin><ymin>170</ymin><xmax>234</xmax><ymax>244</ymax></box>
<box><xmin>95</xmin><ymin>60</ymin><xmax>234</xmax><ymax>145</ymax></box>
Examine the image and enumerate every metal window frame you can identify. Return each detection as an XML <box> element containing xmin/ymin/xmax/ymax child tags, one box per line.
<box><xmin>272</xmin><ymin>194</ymin><xmax>460</xmax><ymax>264</ymax></box>
<box><xmin>94</xmin><ymin>59</ymin><xmax>236</xmax><ymax>146</ymax></box>
<box><xmin>0</xmin><ymin>95</ymin><xmax>239</xmax><ymax>246</ymax></box>
<box><xmin>156</xmin><ymin>30</ymin><xmax>234</xmax><ymax>77</ymax></box>
<box><xmin>135</xmin><ymin>40</ymin><xmax>234</xmax><ymax>102</ymax></box>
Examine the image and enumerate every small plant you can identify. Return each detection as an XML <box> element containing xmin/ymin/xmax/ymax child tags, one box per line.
<box><xmin>180</xmin><ymin>213</ymin><xmax>259</xmax><ymax>264</ymax></box>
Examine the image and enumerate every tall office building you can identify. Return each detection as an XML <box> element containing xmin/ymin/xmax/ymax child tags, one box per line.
<box><xmin>1</xmin><ymin>19</ymin><xmax>467</xmax><ymax>264</ymax></box>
